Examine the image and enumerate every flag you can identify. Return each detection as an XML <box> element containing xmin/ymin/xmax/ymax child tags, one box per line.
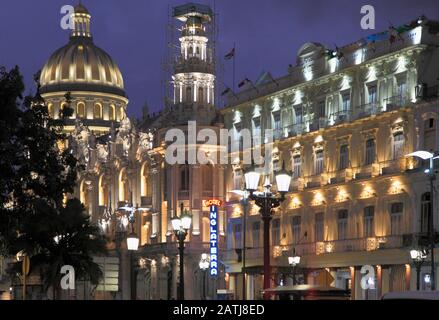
<box><xmin>221</xmin><ymin>87</ymin><xmax>231</xmax><ymax>96</ymax></box>
<box><xmin>224</xmin><ymin>47</ymin><xmax>235</xmax><ymax>60</ymax></box>
<box><xmin>238</xmin><ymin>78</ymin><xmax>250</xmax><ymax>88</ymax></box>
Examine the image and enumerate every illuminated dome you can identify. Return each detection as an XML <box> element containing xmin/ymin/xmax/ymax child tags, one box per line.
<box><xmin>40</xmin><ymin>4</ymin><xmax>126</xmax><ymax>98</ymax></box>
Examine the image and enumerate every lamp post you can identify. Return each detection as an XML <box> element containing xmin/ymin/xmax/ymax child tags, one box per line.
<box><xmin>171</xmin><ymin>203</ymin><xmax>192</xmax><ymax>300</ymax></box>
<box><xmin>410</xmin><ymin>249</ymin><xmax>427</xmax><ymax>290</ymax></box>
<box><xmin>288</xmin><ymin>252</ymin><xmax>301</xmax><ymax>286</ymax></box>
<box><xmin>127</xmin><ymin>220</ymin><xmax>139</xmax><ymax>300</ymax></box>
<box><xmin>407</xmin><ymin>150</ymin><xmax>438</xmax><ymax>290</ymax></box>
<box><xmin>231</xmin><ymin>189</ymin><xmax>250</xmax><ymax>300</ymax></box>
<box><xmin>244</xmin><ymin>161</ymin><xmax>292</xmax><ymax>300</ymax></box>
<box><xmin>199</xmin><ymin>253</ymin><xmax>210</xmax><ymax>300</ymax></box>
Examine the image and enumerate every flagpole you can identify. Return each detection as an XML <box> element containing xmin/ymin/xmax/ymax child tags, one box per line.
<box><xmin>233</xmin><ymin>42</ymin><xmax>236</xmax><ymax>92</ymax></box>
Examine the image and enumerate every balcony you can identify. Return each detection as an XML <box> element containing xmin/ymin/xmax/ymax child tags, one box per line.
<box><xmin>384</xmin><ymin>95</ymin><xmax>408</xmax><ymax>111</ymax></box>
<box><xmin>224</xmin><ymin>236</ymin><xmax>405</xmax><ymax>262</ymax></box>
<box><xmin>354</xmin><ymin>102</ymin><xmax>380</xmax><ymax>119</ymax></box>
<box><xmin>307</xmin><ymin>117</ymin><xmax>328</xmax><ymax>132</ymax></box>
<box><xmin>330</xmin><ymin>110</ymin><xmax>350</xmax><ymax>125</ymax></box>
<box><xmin>284</xmin><ymin>123</ymin><xmax>306</xmax><ymax>137</ymax></box>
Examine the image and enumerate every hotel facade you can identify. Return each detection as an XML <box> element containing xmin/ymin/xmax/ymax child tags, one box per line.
<box><xmin>221</xmin><ymin>19</ymin><xmax>439</xmax><ymax>299</ymax></box>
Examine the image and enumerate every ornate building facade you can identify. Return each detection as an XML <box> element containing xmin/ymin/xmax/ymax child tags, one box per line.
<box><xmin>34</xmin><ymin>3</ymin><xmax>226</xmax><ymax>300</ymax></box>
<box><xmin>221</xmin><ymin>18</ymin><xmax>439</xmax><ymax>299</ymax></box>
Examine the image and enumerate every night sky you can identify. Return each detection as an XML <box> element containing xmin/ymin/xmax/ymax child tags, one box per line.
<box><xmin>1</xmin><ymin>0</ymin><xmax>438</xmax><ymax>118</ymax></box>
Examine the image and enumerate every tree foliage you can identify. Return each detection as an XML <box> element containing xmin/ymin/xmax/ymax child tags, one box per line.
<box><xmin>0</xmin><ymin>66</ymin><xmax>107</xmax><ymax>298</ymax></box>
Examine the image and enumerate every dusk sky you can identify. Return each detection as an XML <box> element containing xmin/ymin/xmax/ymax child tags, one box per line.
<box><xmin>1</xmin><ymin>0</ymin><xmax>437</xmax><ymax>118</ymax></box>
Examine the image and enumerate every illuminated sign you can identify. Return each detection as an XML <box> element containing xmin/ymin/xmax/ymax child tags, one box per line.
<box><xmin>209</xmin><ymin>202</ymin><xmax>219</xmax><ymax>277</ymax></box>
<box><xmin>203</xmin><ymin>199</ymin><xmax>222</xmax><ymax>207</ymax></box>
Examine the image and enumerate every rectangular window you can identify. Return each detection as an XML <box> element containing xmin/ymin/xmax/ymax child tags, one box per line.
<box><xmin>273</xmin><ymin>112</ymin><xmax>281</xmax><ymax>140</ymax></box>
<box><xmin>368</xmin><ymin>85</ymin><xmax>377</xmax><ymax>104</ymax></box>
<box><xmin>292</xmin><ymin>216</ymin><xmax>301</xmax><ymax>244</ymax></box>
<box><xmin>315</xmin><ymin>212</ymin><xmax>324</xmax><ymax>242</ymax></box>
<box><xmin>233</xmin><ymin>223</ymin><xmax>242</xmax><ymax>249</ymax></box>
<box><xmin>397</xmin><ymin>80</ymin><xmax>407</xmax><ymax>98</ymax></box>
<box><xmin>234</xmin><ymin>122</ymin><xmax>242</xmax><ymax>151</ymax></box>
<box><xmin>293</xmin><ymin>155</ymin><xmax>301</xmax><ymax>178</ymax></box>
<box><xmin>365</xmin><ymin>138</ymin><xmax>376</xmax><ymax>165</ymax></box>
<box><xmin>339</xmin><ymin>144</ymin><xmax>349</xmax><ymax>170</ymax></box>
<box><xmin>342</xmin><ymin>92</ymin><xmax>351</xmax><ymax>111</ymax></box>
<box><xmin>337</xmin><ymin>210</ymin><xmax>348</xmax><ymax>240</ymax></box>
<box><xmin>390</xmin><ymin>202</ymin><xmax>403</xmax><ymax>235</ymax></box>
<box><xmin>393</xmin><ymin>132</ymin><xmax>404</xmax><ymax>159</ymax></box>
<box><xmin>318</xmin><ymin>101</ymin><xmax>326</xmax><ymax>118</ymax></box>
<box><xmin>253</xmin><ymin>117</ymin><xmax>261</xmax><ymax>146</ymax></box>
<box><xmin>252</xmin><ymin>221</ymin><xmax>260</xmax><ymax>248</ymax></box>
<box><xmin>272</xmin><ymin>219</ymin><xmax>281</xmax><ymax>245</ymax></box>
<box><xmin>363</xmin><ymin>206</ymin><xmax>375</xmax><ymax>237</ymax></box>
<box><xmin>294</xmin><ymin>106</ymin><xmax>303</xmax><ymax>125</ymax></box>
<box><xmin>315</xmin><ymin>150</ymin><xmax>324</xmax><ymax>175</ymax></box>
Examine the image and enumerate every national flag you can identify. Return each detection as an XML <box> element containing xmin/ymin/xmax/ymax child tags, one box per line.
<box><xmin>224</xmin><ymin>47</ymin><xmax>235</xmax><ymax>60</ymax></box>
<box><xmin>238</xmin><ymin>78</ymin><xmax>250</xmax><ymax>88</ymax></box>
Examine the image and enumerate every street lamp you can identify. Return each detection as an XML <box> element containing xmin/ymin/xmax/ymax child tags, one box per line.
<box><xmin>410</xmin><ymin>249</ymin><xmax>427</xmax><ymax>290</ymax></box>
<box><xmin>172</xmin><ymin>203</ymin><xmax>192</xmax><ymax>300</ymax></box>
<box><xmin>244</xmin><ymin>161</ymin><xmax>292</xmax><ymax>300</ymax></box>
<box><xmin>231</xmin><ymin>189</ymin><xmax>250</xmax><ymax>300</ymax></box>
<box><xmin>407</xmin><ymin>150</ymin><xmax>438</xmax><ymax>290</ymax></box>
<box><xmin>127</xmin><ymin>219</ymin><xmax>139</xmax><ymax>300</ymax></box>
<box><xmin>288</xmin><ymin>252</ymin><xmax>301</xmax><ymax>285</ymax></box>
<box><xmin>199</xmin><ymin>253</ymin><xmax>210</xmax><ymax>300</ymax></box>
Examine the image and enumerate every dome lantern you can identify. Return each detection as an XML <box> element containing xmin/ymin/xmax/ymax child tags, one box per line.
<box><xmin>71</xmin><ymin>2</ymin><xmax>92</xmax><ymax>39</ymax></box>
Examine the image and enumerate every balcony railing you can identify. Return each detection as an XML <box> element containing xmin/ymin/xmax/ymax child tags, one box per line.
<box><xmin>329</xmin><ymin>110</ymin><xmax>351</xmax><ymax>125</ymax></box>
<box><xmin>224</xmin><ymin>235</ymin><xmax>404</xmax><ymax>262</ymax></box>
<box><xmin>384</xmin><ymin>95</ymin><xmax>408</xmax><ymax>111</ymax></box>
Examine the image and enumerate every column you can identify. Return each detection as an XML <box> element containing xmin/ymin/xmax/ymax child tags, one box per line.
<box><xmin>246</xmin><ymin>274</ymin><xmax>255</xmax><ymax>300</ymax></box>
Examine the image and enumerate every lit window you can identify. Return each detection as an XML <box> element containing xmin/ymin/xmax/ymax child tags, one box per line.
<box><xmin>109</xmin><ymin>105</ymin><xmax>116</xmax><ymax>121</ymax></box>
<box><xmin>390</xmin><ymin>202</ymin><xmax>403</xmax><ymax>235</ymax></box>
<box><xmin>365</xmin><ymin>138</ymin><xmax>376</xmax><ymax>165</ymax></box>
<box><xmin>293</xmin><ymin>155</ymin><xmax>302</xmax><ymax>178</ymax></box>
<box><xmin>292</xmin><ymin>216</ymin><xmax>301</xmax><ymax>244</ymax></box>
<box><xmin>77</xmin><ymin>102</ymin><xmax>85</xmax><ymax>119</ymax></box>
<box><xmin>314</xmin><ymin>150</ymin><xmax>324</xmax><ymax>175</ymax></box>
<box><xmin>363</xmin><ymin>206</ymin><xmax>375</xmax><ymax>237</ymax></box>
<box><xmin>94</xmin><ymin>103</ymin><xmax>102</xmax><ymax>119</ymax></box>
<box><xmin>392</xmin><ymin>132</ymin><xmax>404</xmax><ymax>159</ymax></box>
<box><xmin>339</xmin><ymin>144</ymin><xmax>349</xmax><ymax>170</ymax></box>
<box><xmin>337</xmin><ymin>210</ymin><xmax>348</xmax><ymax>240</ymax></box>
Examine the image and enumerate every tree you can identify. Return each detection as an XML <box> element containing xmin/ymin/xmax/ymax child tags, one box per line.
<box><xmin>0</xmin><ymin>66</ymin><xmax>107</xmax><ymax>299</ymax></box>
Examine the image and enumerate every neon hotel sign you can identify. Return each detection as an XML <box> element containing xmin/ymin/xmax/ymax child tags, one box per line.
<box><xmin>203</xmin><ymin>199</ymin><xmax>222</xmax><ymax>277</ymax></box>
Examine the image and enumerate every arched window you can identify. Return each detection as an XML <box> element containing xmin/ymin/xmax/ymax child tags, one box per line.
<box><xmin>141</xmin><ymin>163</ymin><xmax>151</xmax><ymax>197</ymax></box>
<box><xmin>180</xmin><ymin>164</ymin><xmax>190</xmax><ymax>191</ymax></box>
<box><xmin>94</xmin><ymin>103</ymin><xmax>102</xmax><ymax>119</ymax></box>
<box><xmin>109</xmin><ymin>105</ymin><xmax>116</xmax><ymax>121</ymax></box>
<box><xmin>119</xmin><ymin>168</ymin><xmax>129</xmax><ymax>203</ymax></box>
<box><xmin>421</xmin><ymin>192</ymin><xmax>431</xmax><ymax>233</ymax></box>
<box><xmin>98</xmin><ymin>175</ymin><xmax>108</xmax><ymax>206</ymax></box>
<box><xmin>77</xmin><ymin>102</ymin><xmax>85</xmax><ymax>119</ymax></box>
<box><xmin>119</xmin><ymin>107</ymin><xmax>125</xmax><ymax>120</ymax></box>
<box><xmin>186</xmin><ymin>86</ymin><xmax>192</xmax><ymax>103</ymax></box>
<box><xmin>47</xmin><ymin>103</ymin><xmax>54</xmax><ymax>118</ymax></box>
<box><xmin>198</xmin><ymin>87</ymin><xmax>204</xmax><ymax>104</ymax></box>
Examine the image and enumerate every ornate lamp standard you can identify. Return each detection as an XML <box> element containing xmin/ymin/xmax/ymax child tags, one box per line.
<box><xmin>199</xmin><ymin>253</ymin><xmax>210</xmax><ymax>300</ymax></box>
<box><xmin>171</xmin><ymin>204</ymin><xmax>192</xmax><ymax>300</ymax></box>
<box><xmin>127</xmin><ymin>219</ymin><xmax>139</xmax><ymax>300</ymax></box>
<box><xmin>244</xmin><ymin>162</ymin><xmax>292</xmax><ymax>300</ymax></box>
<box><xmin>407</xmin><ymin>150</ymin><xmax>439</xmax><ymax>290</ymax></box>
<box><xmin>410</xmin><ymin>249</ymin><xmax>427</xmax><ymax>290</ymax></box>
<box><xmin>288</xmin><ymin>252</ymin><xmax>301</xmax><ymax>285</ymax></box>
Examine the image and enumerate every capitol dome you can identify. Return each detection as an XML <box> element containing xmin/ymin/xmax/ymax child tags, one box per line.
<box><xmin>40</xmin><ymin>5</ymin><xmax>126</xmax><ymax>97</ymax></box>
<box><xmin>39</xmin><ymin>3</ymin><xmax>128</xmax><ymax>134</ymax></box>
